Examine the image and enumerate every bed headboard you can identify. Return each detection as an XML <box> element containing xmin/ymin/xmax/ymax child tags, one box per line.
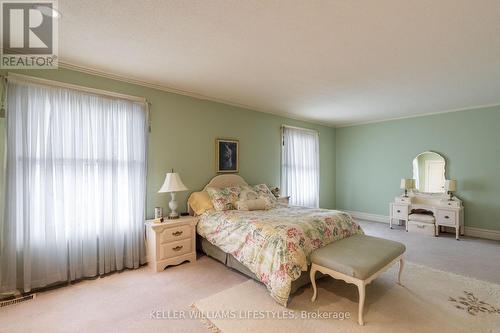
<box><xmin>188</xmin><ymin>174</ymin><xmax>249</xmax><ymax>215</ymax></box>
<box><xmin>202</xmin><ymin>174</ymin><xmax>248</xmax><ymax>190</ymax></box>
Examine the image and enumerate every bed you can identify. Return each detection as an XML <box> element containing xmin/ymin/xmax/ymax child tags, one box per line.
<box><xmin>189</xmin><ymin>175</ymin><xmax>363</xmax><ymax>306</ymax></box>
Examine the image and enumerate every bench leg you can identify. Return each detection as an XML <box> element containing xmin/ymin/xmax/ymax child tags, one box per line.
<box><xmin>357</xmin><ymin>282</ymin><xmax>365</xmax><ymax>326</ymax></box>
<box><xmin>310</xmin><ymin>265</ymin><xmax>318</xmax><ymax>302</ymax></box>
<box><xmin>398</xmin><ymin>258</ymin><xmax>405</xmax><ymax>285</ymax></box>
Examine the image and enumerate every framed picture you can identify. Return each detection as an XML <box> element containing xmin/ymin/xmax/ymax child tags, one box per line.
<box><xmin>216</xmin><ymin>139</ymin><xmax>239</xmax><ymax>173</ymax></box>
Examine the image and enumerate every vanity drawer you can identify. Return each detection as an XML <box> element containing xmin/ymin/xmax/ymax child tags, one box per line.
<box><xmin>442</xmin><ymin>200</ymin><xmax>460</xmax><ymax>208</ymax></box>
<box><xmin>159</xmin><ymin>238</ymin><xmax>192</xmax><ymax>260</ymax></box>
<box><xmin>395</xmin><ymin>196</ymin><xmax>412</xmax><ymax>204</ymax></box>
<box><xmin>408</xmin><ymin>221</ymin><xmax>435</xmax><ymax>236</ymax></box>
<box><xmin>159</xmin><ymin>225</ymin><xmax>192</xmax><ymax>243</ymax></box>
<box><xmin>392</xmin><ymin>204</ymin><xmax>408</xmax><ymax>219</ymax></box>
<box><xmin>436</xmin><ymin>210</ymin><xmax>457</xmax><ymax>226</ymax></box>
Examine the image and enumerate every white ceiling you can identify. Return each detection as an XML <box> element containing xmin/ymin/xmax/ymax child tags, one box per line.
<box><xmin>58</xmin><ymin>0</ymin><xmax>500</xmax><ymax>127</ymax></box>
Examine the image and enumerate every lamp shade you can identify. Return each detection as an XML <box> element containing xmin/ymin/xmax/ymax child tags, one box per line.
<box><xmin>158</xmin><ymin>172</ymin><xmax>188</xmax><ymax>193</ymax></box>
<box><xmin>445</xmin><ymin>180</ymin><xmax>457</xmax><ymax>192</ymax></box>
<box><xmin>400</xmin><ymin>178</ymin><xmax>415</xmax><ymax>190</ymax></box>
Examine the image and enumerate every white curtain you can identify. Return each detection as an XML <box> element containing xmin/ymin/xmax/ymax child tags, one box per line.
<box><xmin>412</xmin><ymin>158</ymin><xmax>420</xmax><ymax>191</ymax></box>
<box><xmin>281</xmin><ymin>126</ymin><xmax>319</xmax><ymax>208</ymax></box>
<box><xmin>0</xmin><ymin>79</ymin><xmax>148</xmax><ymax>293</ymax></box>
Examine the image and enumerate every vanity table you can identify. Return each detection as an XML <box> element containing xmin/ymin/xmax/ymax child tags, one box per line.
<box><xmin>390</xmin><ymin>194</ymin><xmax>464</xmax><ymax>239</ymax></box>
<box><xmin>390</xmin><ymin>151</ymin><xmax>464</xmax><ymax>240</ymax></box>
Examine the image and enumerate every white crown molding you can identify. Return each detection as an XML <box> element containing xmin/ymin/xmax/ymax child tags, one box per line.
<box><xmin>58</xmin><ymin>61</ymin><xmax>335</xmax><ymax>129</ymax></box>
<box><xmin>347</xmin><ymin>210</ymin><xmax>500</xmax><ymax>241</ymax></box>
<box><xmin>335</xmin><ymin>103</ymin><xmax>500</xmax><ymax>128</ymax></box>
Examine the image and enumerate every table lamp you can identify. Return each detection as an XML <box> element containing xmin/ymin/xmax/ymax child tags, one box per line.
<box><xmin>400</xmin><ymin>178</ymin><xmax>415</xmax><ymax>197</ymax></box>
<box><xmin>158</xmin><ymin>170</ymin><xmax>188</xmax><ymax>219</ymax></box>
<box><xmin>445</xmin><ymin>180</ymin><xmax>457</xmax><ymax>201</ymax></box>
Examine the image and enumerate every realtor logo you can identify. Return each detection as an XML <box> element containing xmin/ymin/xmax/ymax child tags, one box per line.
<box><xmin>1</xmin><ymin>0</ymin><xmax>58</xmax><ymax>68</ymax></box>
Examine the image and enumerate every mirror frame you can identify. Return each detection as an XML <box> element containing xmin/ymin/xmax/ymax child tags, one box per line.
<box><xmin>412</xmin><ymin>151</ymin><xmax>447</xmax><ymax>195</ymax></box>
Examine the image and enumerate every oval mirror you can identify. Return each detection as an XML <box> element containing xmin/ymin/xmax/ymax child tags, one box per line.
<box><xmin>412</xmin><ymin>151</ymin><xmax>446</xmax><ymax>193</ymax></box>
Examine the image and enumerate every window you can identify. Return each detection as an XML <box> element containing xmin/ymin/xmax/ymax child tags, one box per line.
<box><xmin>281</xmin><ymin>125</ymin><xmax>319</xmax><ymax>207</ymax></box>
<box><xmin>0</xmin><ymin>77</ymin><xmax>148</xmax><ymax>293</ymax></box>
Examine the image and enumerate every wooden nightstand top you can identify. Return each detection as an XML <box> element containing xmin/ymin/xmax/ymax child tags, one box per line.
<box><xmin>145</xmin><ymin>215</ymin><xmax>198</xmax><ymax>229</ymax></box>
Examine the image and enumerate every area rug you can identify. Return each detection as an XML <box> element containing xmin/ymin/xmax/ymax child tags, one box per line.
<box><xmin>192</xmin><ymin>262</ymin><xmax>500</xmax><ymax>333</ymax></box>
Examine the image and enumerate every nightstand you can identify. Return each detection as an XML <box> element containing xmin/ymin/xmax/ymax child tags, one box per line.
<box><xmin>145</xmin><ymin>216</ymin><xmax>198</xmax><ymax>272</ymax></box>
<box><xmin>278</xmin><ymin>196</ymin><xmax>290</xmax><ymax>204</ymax></box>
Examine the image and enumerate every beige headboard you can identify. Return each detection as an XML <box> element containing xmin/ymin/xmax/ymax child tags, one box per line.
<box><xmin>202</xmin><ymin>174</ymin><xmax>248</xmax><ymax>190</ymax></box>
<box><xmin>188</xmin><ymin>174</ymin><xmax>248</xmax><ymax>215</ymax></box>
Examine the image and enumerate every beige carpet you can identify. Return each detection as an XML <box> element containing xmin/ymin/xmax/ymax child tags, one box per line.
<box><xmin>1</xmin><ymin>222</ymin><xmax>499</xmax><ymax>333</ymax></box>
<box><xmin>359</xmin><ymin>221</ymin><xmax>500</xmax><ymax>284</ymax></box>
<box><xmin>193</xmin><ymin>262</ymin><xmax>500</xmax><ymax>333</ymax></box>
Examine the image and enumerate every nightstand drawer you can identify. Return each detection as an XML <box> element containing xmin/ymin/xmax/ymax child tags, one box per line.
<box><xmin>159</xmin><ymin>238</ymin><xmax>192</xmax><ymax>260</ymax></box>
<box><xmin>436</xmin><ymin>210</ymin><xmax>457</xmax><ymax>226</ymax></box>
<box><xmin>159</xmin><ymin>225</ymin><xmax>192</xmax><ymax>243</ymax></box>
<box><xmin>392</xmin><ymin>204</ymin><xmax>408</xmax><ymax>219</ymax></box>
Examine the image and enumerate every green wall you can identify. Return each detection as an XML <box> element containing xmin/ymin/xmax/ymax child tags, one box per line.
<box><xmin>0</xmin><ymin>69</ymin><xmax>336</xmax><ymax>218</ymax></box>
<box><xmin>335</xmin><ymin>107</ymin><xmax>500</xmax><ymax>231</ymax></box>
<box><xmin>4</xmin><ymin>68</ymin><xmax>497</xmax><ymax>232</ymax></box>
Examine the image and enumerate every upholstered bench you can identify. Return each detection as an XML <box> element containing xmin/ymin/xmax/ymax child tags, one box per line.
<box><xmin>310</xmin><ymin>234</ymin><xmax>406</xmax><ymax>325</ymax></box>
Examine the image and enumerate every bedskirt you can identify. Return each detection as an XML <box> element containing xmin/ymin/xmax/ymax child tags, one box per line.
<box><xmin>197</xmin><ymin>235</ymin><xmax>322</xmax><ymax>295</ymax></box>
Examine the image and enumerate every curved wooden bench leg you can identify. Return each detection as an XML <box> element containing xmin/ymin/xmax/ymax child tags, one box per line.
<box><xmin>310</xmin><ymin>265</ymin><xmax>318</xmax><ymax>302</ymax></box>
<box><xmin>398</xmin><ymin>258</ymin><xmax>405</xmax><ymax>285</ymax></box>
<box><xmin>357</xmin><ymin>282</ymin><xmax>365</xmax><ymax>325</ymax></box>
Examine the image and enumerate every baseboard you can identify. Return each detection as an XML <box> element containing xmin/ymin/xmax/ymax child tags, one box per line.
<box><xmin>345</xmin><ymin>210</ymin><xmax>500</xmax><ymax>241</ymax></box>
<box><xmin>344</xmin><ymin>210</ymin><xmax>390</xmax><ymax>224</ymax></box>
<box><xmin>464</xmin><ymin>226</ymin><xmax>500</xmax><ymax>241</ymax></box>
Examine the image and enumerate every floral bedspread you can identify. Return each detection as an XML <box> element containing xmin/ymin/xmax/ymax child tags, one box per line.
<box><xmin>197</xmin><ymin>204</ymin><xmax>363</xmax><ymax>306</ymax></box>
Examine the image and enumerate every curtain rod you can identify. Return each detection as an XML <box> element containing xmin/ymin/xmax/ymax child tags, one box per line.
<box><xmin>281</xmin><ymin>124</ymin><xmax>319</xmax><ymax>135</ymax></box>
<box><xmin>5</xmin><ymin>73</ymin><xmax>148</xmax><ymax>104</ymax></box>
